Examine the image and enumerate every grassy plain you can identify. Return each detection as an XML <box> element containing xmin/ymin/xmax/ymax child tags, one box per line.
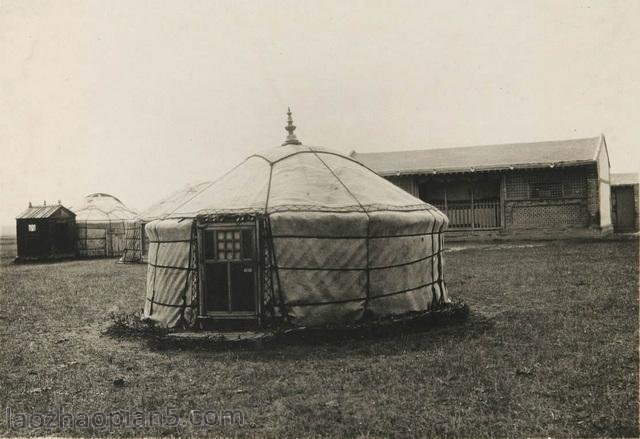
<box><xmin>0</xmin><ymin>237</ymin><xmax>638</xmax><ymax>437</ymax></box>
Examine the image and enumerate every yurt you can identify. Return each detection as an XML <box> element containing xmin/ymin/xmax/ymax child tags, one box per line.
<box><xmin>119</xmin><ymin>182</ymin><xmax>211</xmax><ymax>263</ymax></box>
<box><xmin>71</xmin><ymin>193</ymin><xmax>138</xmax><ymax>257</ymax></box>
<box><xmin>144</xmin><ymin>110</ymin><xmax>450</xmax><ymax>330</ymax></box>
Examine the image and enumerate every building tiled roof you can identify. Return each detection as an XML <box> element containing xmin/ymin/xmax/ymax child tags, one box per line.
<box><xmin>351</xmin><ymin>135</ymin><xmax>605</xmax><ymax>176</ymax></box>
<box><xmin>16</xmin><ymin>205</ymin><xmax>74</xmax><ymax>219</ymax></box>
<box><xmin>611</xmin><ymin>173</ymin><xmax>639</xmax><ymax>186</ymax></box>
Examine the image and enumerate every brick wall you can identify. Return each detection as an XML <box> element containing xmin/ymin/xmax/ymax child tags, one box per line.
<box><xmin>586</xmin><ymin>174</ymin><xmax>599</xmax><ymax>226</ymax></box>
<box><xmin>504</xmin><ymin>167</ymin><xmax>592</xmax><ymax>231</ymax></box>
<box><xmin>507</xmin><ymin>200</ymin><xmax>589</xmax><ymax>228</ymax></box>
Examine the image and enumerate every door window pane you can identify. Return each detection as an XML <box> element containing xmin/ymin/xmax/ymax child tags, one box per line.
<box><xmin>215</xmin><ymin>231</ymin><xmax>228</xmax><ymax>260</ymax></box>
<box><xmin>211</xmin><ymin>228</ymin><xmax>252</xmax><ymax>261</ymax></box>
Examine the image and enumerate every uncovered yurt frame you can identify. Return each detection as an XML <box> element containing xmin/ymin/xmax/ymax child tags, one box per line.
<box><xmin>72</xmin><ymin>193</ymin><xmax>138</xmax><ymax>258</ymax></box>
<box><xmin>119</xmin><ymin>182</ymin><xmax>211</xmax><ymax>264</ymax></box>
<box><xmin>120</xmin><ymin>221</ymin><xmax>147</xmax><ymax>263</ymax></box>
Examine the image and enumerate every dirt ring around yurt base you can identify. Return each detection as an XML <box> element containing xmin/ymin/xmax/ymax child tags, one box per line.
<box><xmin>102</xmin><ymin>300</ymin><xmax>471</xmax><ymax>350</ymax></box>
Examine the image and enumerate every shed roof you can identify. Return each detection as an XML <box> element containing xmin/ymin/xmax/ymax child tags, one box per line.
<box><xmin>611</xmin><ymin>172</ymin><xmax>639</xmax><ymax>186</ymax></box>
<box><xmin>16</xmin><ymin>204</ymin><xmax>75</xmax><ymax>219</ymax></box>
<box><xmin>351</xmin><ymin>135</ymin><xmax>605</xmax><ymax>176</ymax></box>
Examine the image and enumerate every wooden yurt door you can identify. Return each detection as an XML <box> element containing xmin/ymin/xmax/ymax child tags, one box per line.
<box><xmin>199</xmin><ymin>223</ymin><xmax>259</xmax><ymax>323</ymax></box>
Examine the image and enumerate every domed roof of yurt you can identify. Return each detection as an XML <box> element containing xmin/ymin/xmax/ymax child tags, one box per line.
<box><xmin>72</xmin><ymin>193</ymin><xmax>138</xmax><ymax>222</ymax></box>
<box><xmin>144</xmin><ymin>110</ymin><xmax>450</xmax><ymax>329</ymax></box>
<box><xmin>118</xmin><ymin>183</ymin><xmax>212</xmax><ymax>263</ymax></box>
<box><xmin>138</xmin><ymin>182</ymin><xmax>211</xmax><ymax>222</ymax></box>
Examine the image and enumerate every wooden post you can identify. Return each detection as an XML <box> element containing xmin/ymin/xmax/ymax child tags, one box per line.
<box><xmin>196</xmin><ymin>225</ymin><xmax>205</xmax><ymax>317</ymax></box>
<box><xmin>499</xmin><ymin>173</ymin><xmax>506</xmax><ymax>229</ymax></box>
<box><xmin>444</xmin><ymin>187</ymin><xmax>448</xmax><ymax>213</ymax></box>
<box><xmin>411</xmin><ymin>176</ymin><xmax>419</xmax><ymax>198</ymax></box>
<box><xmin>470</xmin><ymin>183</ymin><xmax>475</xmax><ymax>229</ymax></box>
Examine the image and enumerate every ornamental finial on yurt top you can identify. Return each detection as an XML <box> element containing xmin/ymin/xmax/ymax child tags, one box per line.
<box><xmin>282</xmin><ymin>107</ymin><xmax>302</xmax><ymax>146</ymax></box>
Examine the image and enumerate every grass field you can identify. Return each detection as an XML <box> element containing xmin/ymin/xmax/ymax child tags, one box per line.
<box><xmin>0</xmin><ymin>237</ymin><xmax>638</xmax><ymax>437</ymax></box>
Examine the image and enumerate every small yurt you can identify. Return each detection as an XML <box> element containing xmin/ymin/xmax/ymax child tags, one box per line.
<box><xmin>144</xmin><ymin>111</ymin><xmax>450</xmax><ymax>330</ymax></box>
<box><xmin>119</xmin><ymin>182</ymin><xmax>211</xmax><ymax>263</ymax></box>
<box><xmin>71</xmin><ymin>193</ymin><xmax>138</xmax><ymax>257</ymax></box>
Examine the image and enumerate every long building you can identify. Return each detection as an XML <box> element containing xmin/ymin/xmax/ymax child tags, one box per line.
<box><xmin>352</xmin><ymin>135</ymin><xmax>613</xmax><ymax>239</ymax></box>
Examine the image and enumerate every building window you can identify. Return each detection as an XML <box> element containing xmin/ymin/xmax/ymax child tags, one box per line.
<box><xmin>562</xmin><ymin>175</ymin><xmax>587</xmax><ymax>198</ymax></box>
<box><xmin>507</xmin><ymin>172</ymin><xmax>587</xmax><ymax>200</ymax></box>
<box><xmin>530</xmin><ymin>182</ymin><xmax>563</xmax><ymax>199</ymax></box>
<box><xmin>28</xmin><ymin>224</ymin><xmax>37</xmax><ymax>232</ymax></box>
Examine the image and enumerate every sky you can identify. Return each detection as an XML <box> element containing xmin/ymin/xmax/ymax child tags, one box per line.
<box><xmin>1</xmin><ymin>0</ymin><xmax>639</xmax><ymax>231</ymax></box>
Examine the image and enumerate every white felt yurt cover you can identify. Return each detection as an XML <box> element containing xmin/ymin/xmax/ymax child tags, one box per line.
<box><xmin>71</xmin><ymin>193</ymin><xmax>138</xmax><ymax>257</ymax></box>
<box><xmin>144</xmin><ymin>144</ymin><xmax>449</xmax><ymax>329</ymax></box>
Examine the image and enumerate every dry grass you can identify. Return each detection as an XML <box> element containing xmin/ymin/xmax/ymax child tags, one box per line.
<box><xmin>0</xmin><ymin>237</ymin><xmax>637</xmax><ymax>437</ymax></box>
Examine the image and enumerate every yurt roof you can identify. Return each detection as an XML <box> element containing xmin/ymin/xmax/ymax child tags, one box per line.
<box><xmin>164</xmin><ymin>110</ymin><xmax>432</xmax><ymax>219</ymax></box>
<box><xmin>138</xmin><ymin>182</ymin><xmax>211</xmax><ymax>221</ymax></box>
<box><xmin>71</xmin><ymin>193</ymin><xmax>138</xmax><ymax>222</ymax></box>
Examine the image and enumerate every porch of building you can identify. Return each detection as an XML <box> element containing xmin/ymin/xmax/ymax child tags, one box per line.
<box><xmin>419</xmin><ymin>173</ymin><xmax>502</xmax><ymax>231</ymax></box>
<box><xmin>411</xmin><ymin>165</ymin><xmax>601</xmax><ymax>239</ymax></box>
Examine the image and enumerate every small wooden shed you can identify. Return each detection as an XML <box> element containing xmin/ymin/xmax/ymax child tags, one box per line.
<box><xmin>611</xmin><ymin>173</ymin><xmax>639</xmax><ymax>233</ymax></box>
<box><xmin>15</xmin><ymin>202</ymin><xmax>76</xmax><ymax>261</ymax></box>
